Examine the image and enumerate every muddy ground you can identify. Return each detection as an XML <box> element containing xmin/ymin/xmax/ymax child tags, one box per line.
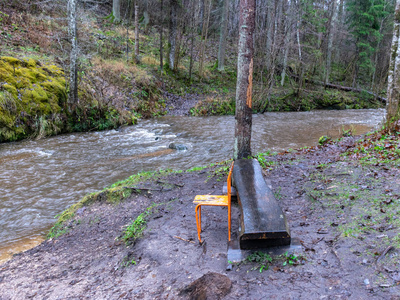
<box><xmin>1</xmin><ymin>136</ymin><xmax>400</xmax><ymax>299</ymax></box>
<box><xmin>163</xmin><ymin>92</ymin><xmax>203</xmax><ymax>116</ymax></box>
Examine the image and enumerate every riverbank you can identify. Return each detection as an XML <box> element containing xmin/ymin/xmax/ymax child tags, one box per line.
<box><xmin>1</xmin><ymin>132</ymin><xmax>399</xmax><ymax>299</ymax></box>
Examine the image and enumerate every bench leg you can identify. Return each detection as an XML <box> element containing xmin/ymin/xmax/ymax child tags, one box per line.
<box><xmin>228</xmin><ymin>205</ymin><xmax>231</xmax><ymax>241</ymax></box>
<box><xmin>195</xmin><ymin>204</ymin><xmax>202</xmax><ymax>243</ymax></box>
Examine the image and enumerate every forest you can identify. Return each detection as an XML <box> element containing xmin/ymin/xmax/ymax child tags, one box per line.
<box><xmin>0</xmin><ymin>0</ymin><xmax>397</xmax><ymax>142</ymax></box>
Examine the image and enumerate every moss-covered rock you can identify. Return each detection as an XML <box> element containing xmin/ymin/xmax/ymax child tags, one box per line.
<box><xmin>0</xmin><ymin>56</ymin><xmax>67</xmax><ymax>142</ymax></box>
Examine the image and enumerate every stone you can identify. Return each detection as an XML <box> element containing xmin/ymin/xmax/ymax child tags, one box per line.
<box><xmin>168</xmin><ymin>143</ymin><xmax>188</xmax><ymax>151</ymax></box>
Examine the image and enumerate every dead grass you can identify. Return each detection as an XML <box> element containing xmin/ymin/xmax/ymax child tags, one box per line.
<box><xmin>141</xmin><ymin>55</ymin><xmax>159</xmax><ymax>67</ymax></box>
<box><xmin>115</xmin><ymin>26</ymin><xmax>136</xmax><ymax>40</ymax></box>
<box><xmin>91</xmin><ymin>57</ymin><xmax>152</xmax><ymax>87</ymax></box>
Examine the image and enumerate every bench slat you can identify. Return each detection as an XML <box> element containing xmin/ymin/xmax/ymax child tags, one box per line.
<box><xmin>233</xmin><ymin>159</ymin><xmax>291</xmax><ymax>249</ymax></box>
<box><xmin>193</xmin><ymin>195</ymin><xmax>228</xmax><ymax>205</ymax></box>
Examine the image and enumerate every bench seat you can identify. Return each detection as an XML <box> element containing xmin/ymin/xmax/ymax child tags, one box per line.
<box><xmin>233</xmin><ymin>159</ymin><xmax>291</xmax><ymax>249</ymax></box>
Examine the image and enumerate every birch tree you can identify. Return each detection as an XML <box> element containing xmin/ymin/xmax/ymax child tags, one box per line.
<box><xmin>168</xmin><ymin>0</ymin><xmax>178</xmax><ymax>70</ymax></box>
<box><xmin>234</xmin><ymin>0</ymin><xmax>255</xmax><ymax>159</ymax></box>
<box><xmin>386</xmin><ymin>0</ymin><xmax>400</xmax><ymax>124</ymax></box>
<box><xmin>113</xmin><ymin>0</ymin><xmax>121</xmax><ymax>23</ymax></box>
<box><xmin>134</xmin><ymin>2</ymin><xmax>139</xmax><ymax>61</ymax></box>
<box><xmin>159</xmin><ymin>0</ymin><xmax>164</xmax><ymax>74</ymax></box>
<box><xmin>67</xmin><ymin>0</ymin><xmax>78</xmax><ymax>112</ymax></box>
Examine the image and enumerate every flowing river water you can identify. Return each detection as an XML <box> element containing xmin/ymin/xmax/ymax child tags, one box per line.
<box><xmin>0</xmin><ymin>109</ymin><xmax>385</xmax><ymax>262</ymax></box>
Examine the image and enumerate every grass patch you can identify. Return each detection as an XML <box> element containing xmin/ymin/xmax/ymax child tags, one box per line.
<box><xmin>121</xmin><ymin>199</ymin><xmax>177</xmax><ymax>245</ymax></box>
<box><xmin>253</xmin><ymin>150</ymin><xmax>278</xmax><ymax>170</ymax></box>
<box><xmin>120</xmin><ymin>256</ymin><xmax>137</xmax><ymax>268</ymax></box>
<box><xmin>244</xmin><ymin>251</ymin><xmax>304</xmax><ymax>272</ymax></box>
<box><xmin>343</xmin><ymin>131</ymin><xmax>400</xmax><ymax>166</ymax></box>
<box><xmin>47</xmin><ymin>169</ymin><xmax>177</xmax><ymax>239</ymax></box>
<box><xmin>246</xmin><ymin>251</ymin><xmax>273</xmax><ymax>272</ymax></box>
<box><xmin>109</xmin><ymin>169</ymin><xmax>178</xmax><ymax>189</ymax></box>
<box><xmin>121</xmin><ymin>203</ymin><xmax>157</xmax><ymax>245</ymax></box>
<box><xmin>304</xmin><ymin>155</ymin><xmax>400</xmax><ymax>252</ymax></box>
<box><xmin>206</xmin><ymin>160</ymin><xmax>233</xmax><ymax>181</ymax></box>
<box><xmin>47</xmin><ymin>162</ymin><xmax>235</xmax><ymax>240</ymax></box>
<box><xmin>186</xmin><ymin>165</ymin><xmax>208</xmax><ymax>172</ymax></box>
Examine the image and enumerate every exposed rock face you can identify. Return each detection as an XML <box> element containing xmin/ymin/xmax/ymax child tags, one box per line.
<box><xmin>179</xmin><ymin>272</ymin><xmax>232</xmax><ymax>300</ymax></box>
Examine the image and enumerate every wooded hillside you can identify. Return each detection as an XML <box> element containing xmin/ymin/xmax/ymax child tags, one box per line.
<box><xmin>0</xmin><ymin>0</ymin><xmax>394</xmax><ymax>141</ymax></box>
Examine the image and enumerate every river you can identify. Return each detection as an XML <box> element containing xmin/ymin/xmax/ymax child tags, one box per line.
<box><xmin>0</xmin><ymin>109</ymin><xmax>385</xmax><ymax>262</ymax></box>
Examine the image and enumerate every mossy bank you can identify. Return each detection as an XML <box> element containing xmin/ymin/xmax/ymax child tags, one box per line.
<box><xmin>0</xmin><ymin>56</ymin><xmax>67</xmax><ymax>142</ymax></box>
<box><xmin>0</xmin><ymin>55</ymin><xmax>166</xmax><ymax>143</ymax></box>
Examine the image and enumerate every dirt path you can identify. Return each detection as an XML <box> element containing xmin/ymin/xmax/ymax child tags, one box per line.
<box><xmin>163</xmin><ymin>92</ymin><xmax>204</xmax><ymax>116</ymax></box>
<box><xmin>1</xmin><ymin>136</ymin><xmax>400</xmax><ymax>299</ymax></box>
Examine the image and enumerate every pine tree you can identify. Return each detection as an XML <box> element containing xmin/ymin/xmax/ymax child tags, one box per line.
<box><xmin>346</xmin><ymin>0</ymin><xmax>391</xmax><ymax>86</ymax></box>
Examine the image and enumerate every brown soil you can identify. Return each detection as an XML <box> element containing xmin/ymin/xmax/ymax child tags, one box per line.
<box><xmin>1</xmin><ymin>137</ymin><xmax>400</xmax><ymax>299</ymax></box>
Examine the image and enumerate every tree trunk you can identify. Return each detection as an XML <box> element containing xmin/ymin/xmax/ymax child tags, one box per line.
<box><xmin>160</xmin><ymin>0</ymin><xmax>164</xmax><ymax>75</ymax></box>
<box><xmin>261</xmin><ymin>0</ymin><xmax>279</xmax><ymax>113</ymax></box>
<box><xmin>189</xmin><ymin>0</ymin><xmax>197</xmax><ymax>80</ymax></box>
<box><xmin>168</xmin><ymin>0</ymin><xmax>178</xmax><ymax>70</ymax></box>
<box><xmin>134</xmin><ymin>2</ymin><xmax>139</xmax><ymax>61</ymax></box>
<box><xmin>125</xmin><ymin>0</ymin><xmax>131</xmax><ymax>63</ymax></box>
<box><xmin>386</xmin><ymin>0</ymin><xmax>400</xmax><ymax>124</ymax></box>
<box><xmin>113</xmin><ymin>0</ymin><xmax>121</xmax><ymax>23</ymax></box>
<box><xmin>218</xmin><ymin>0</ymin><xmax>230</xmax><ymax>71</ymax></box>
<box><xmin>199</xmin><ymin>0</ymin><xmax>212</xmax><ymax>77</ymax></box>
<box><xmin>265</xmin><ymin>1</ymin><xmax>274</xmax><ymax>72</ymax></box>
<box><xmin>189</xmin><ymin>33</ymin><xmax>195</xmax><ymax>80</ymax></box>
<box><xmin>334</xmin><ymin>0</ymin><xmax>344</xmax><ymax>62</ymax></box>
<box><xmin>143</xmin><ymin>1</ymin><xmax>150</xmax><ymax>33</ymax></box>
<box><xmin>126</xmin><ymin>24</ymin><xmax>129</xmax><ymax>62</ymax></box>
<box><xmin>295</xmin><ymin>0</ymin><xmax>303</xmax><ymax>97</ymax></box>
<box><xmin>129</xmin><ymin>0</ymin><xmax>134</xmax><ymax>21</ymax></box>
<box><xmin>325</xmin><ymin>0</ymin><xmax>337</xmax><ymax>85</ymax></box>
<box><xmin>288</xmin><ymin>72</ymin><xmax>386</xmax><ymax>103</ymax></box>
<box><xmin>281</xmin><ymin>0</ymin><xmax>292</xmax><ymax>86</ymax></box>
<box><xmin>372</xmin><ymin>14</ymin><xmax>388</xmax><ymax>92</ymax></box>
<box><xmin>67</xmin><ymin>0</ymin><xmax>78</xmax><ymax>113</ymax></box>
<box><xmin>234</xmin><ymin>0</ymin><xmax>255</xmax><ymax>160</ymax></box>
<box><xmin>198</xmin><ymin>0</ymin><xmax>204</xmax><ymax>32</ymax></box>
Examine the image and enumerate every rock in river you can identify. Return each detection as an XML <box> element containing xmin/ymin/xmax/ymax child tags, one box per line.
<box><xmin>168</xmin><ymin>143</ymin><xmax>188</xmax><ymax>151</ymax></box>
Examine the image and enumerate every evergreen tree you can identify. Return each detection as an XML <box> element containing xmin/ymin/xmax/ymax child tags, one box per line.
<box><xmin>346</xmin><ymin>0</ymin><xmax>391</xmax><ymax>85</ymax></box>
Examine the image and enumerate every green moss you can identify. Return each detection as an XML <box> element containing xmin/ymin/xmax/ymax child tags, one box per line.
<box><xmin>1</xmin><ymin>56</ymin><xmax>21</xmax><ymax>65</ymax></box>
<box><xmin>0</xmin><ymin>56</ymin><xmax>67</xmax><ymax>142</ymax></box>
<box><xmin>3</xmin><ymin>83</ymin><xmax>17</xmax><ymax>96</ymax></box>
<box><xmin>25</xmin><ymin>58</ymin><xmax>37</xmax><ymax>68</ymax></box>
